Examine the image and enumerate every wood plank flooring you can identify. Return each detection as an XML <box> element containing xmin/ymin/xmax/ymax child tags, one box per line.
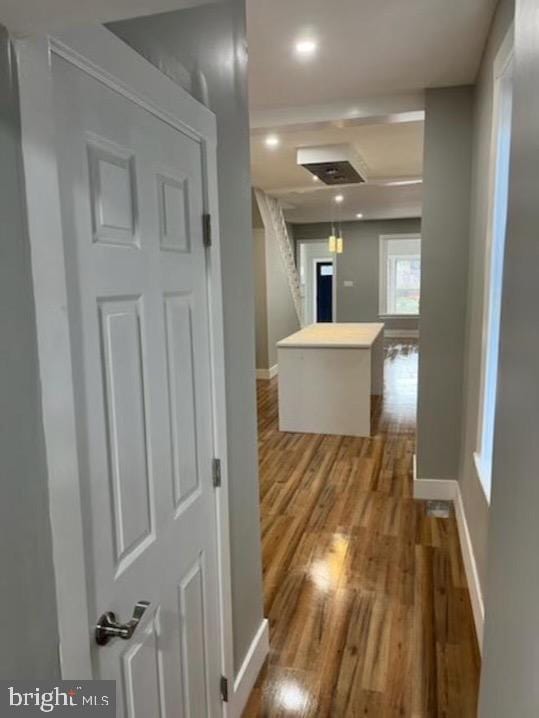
<box><xmin>243</xmin><ymin>340</ymin><xmax>480</xmax><ymax>717</ymax></box>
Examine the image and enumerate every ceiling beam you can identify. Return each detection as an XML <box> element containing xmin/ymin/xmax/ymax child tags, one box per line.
<box><xmin>266</xmin><ymin>176</ymin><xmax>423</xmax><ymax>197</ymax></box>
<box><xmin>250</xmin><ymin>92</ymin><xmax>425</xmax><ymax>132</ymax></box>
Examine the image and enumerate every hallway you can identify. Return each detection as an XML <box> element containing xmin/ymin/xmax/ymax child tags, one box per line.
<box><xmin>244</xmin><ymin>341</ymin><xmax>480</xmax><ymax>716</ymax></box>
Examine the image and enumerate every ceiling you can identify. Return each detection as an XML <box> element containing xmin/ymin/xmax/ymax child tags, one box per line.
<box><xmin>251</xmin><ymin>121</ymin><xmax>424</xmax><ymax>191</ymax></box>
<box><xmin>279</xmin><ymin>183</ymin><xmax>423</xmax><ymax>224</ymax></box>
<box><xmin>246</xmin><ymin>0</ymin><xmax>497</xmax><ymax>111</ymax></box>
<box><xmin>0</xmin><ymin>0</ymin><xmax>219</xmax><ymax>36</ymax></box>
<box><xmin>247</xmin><ymin>0</ymin><xmax>496</xmax><ymax>223</ymax></box>
<box><xmin>251</xmin><ymin>120</ymin><xmax>425</xmax><ymax>221</ymax></box>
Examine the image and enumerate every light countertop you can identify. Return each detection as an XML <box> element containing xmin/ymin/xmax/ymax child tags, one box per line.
<box><xmin>277</xmin><ymin>322</ymin><xmax>384</xmax><ymax>349</ymax></box>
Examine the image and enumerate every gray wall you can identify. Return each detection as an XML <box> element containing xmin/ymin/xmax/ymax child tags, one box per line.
<box><xmin>416</xmin><ymin>87</ymin><xmax>474</xmax><ymax>481</ymax></box>
<box><xmin>0</xmin><ymin>28</ymin><xmax>60</xmax><ymax>678</ymax></box>
<box><xmin>264</xmin><ymin>230</ymin><xmax>300</xmax><ymax>367</ymax></box>
<box><xmin>479</xmin><ymin>0</ymin><xmax>539</xmax><ymax>712</ymax></box>
<box><xmin>459</xmin><ymin>0</ymin><xmax>514</xmax><ymax>609</ymax></box>
<box><xmin>252</xmin><ymin>194</ymin><xmax>268</xmax><ymax>367</ymax></box>
<box><xmin>253</xmin><ymin>229</ymin><xmax>269</xmax><ymax>369</ymax></box>
<box><xmin>253</xmin><ymin>226</ymin><xmax>300</xmax><ymax>369</ymax></box>
<box><xmin>293</xmin><ymin>218</ymin><xmax>421</xmax><ymax>331</ymax></box>
<box><xmin>253</xmin><ymin>193</ymin><xmax>300</xmax><ymax>369</ymax></box>
<box><xmin>110</xmin><ymin>1</ymin><xmax>265</xmax><ymax>674</ymax></box>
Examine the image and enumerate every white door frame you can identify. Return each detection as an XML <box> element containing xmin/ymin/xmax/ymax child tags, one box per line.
<box><xmin>16</xmin><ymin>25</ymin><xmax>234</xmax><ymax>706</ymax></box>
<box><xmin>297</xmin><ymin>239</ymin><xmax>337</xmax><ymax>324</ymax></box>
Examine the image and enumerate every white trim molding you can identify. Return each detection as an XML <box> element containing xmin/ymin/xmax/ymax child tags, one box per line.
<box><xmin>412</xmin><ymin>456</ymin><xmax>485</xmax><ymax>652</ymax></box>
<box><xmin>454</xmin><ymin>486</ymin><xmax>485</xmax><ymax>652</ymax></box>
<box><xmin>413</xmin><ymin>477</ymin><xmax>458</xmax><ymax>501</ymax></box>
<box><xmin>256</xmin><ymin>364</ymin><xmax>278</xmax><ymax>380</ymax></box>
<box><xmin>230</xmin><ymin>619</ymin><xmax>269</xmax><ymax>717</ymax></box>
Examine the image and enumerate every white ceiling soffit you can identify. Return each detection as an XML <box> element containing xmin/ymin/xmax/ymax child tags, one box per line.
<box><xmin>250</xmin><ymin>93</ymin><xmax>426</xmax><ymax>132</ymax></box>
<box><xmin>0</xmin><ymin>0</ymin><xmax>222</xmax><ymax>36</ymax></box>
<box><xmin>280</xmin><ymin>182</ymin><xmax>423</xmax><ymax>224</ymax></box>
<box><xmin>246</xmin><ymin>0</ymin><xmax>497</xmax><ymax>110</ymax></box>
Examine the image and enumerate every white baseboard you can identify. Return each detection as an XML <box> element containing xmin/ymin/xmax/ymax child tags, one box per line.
<box><xmin>256</xmin><ymin>364</ymin><xmax>278</xmax><ymax>380</ymax></box>
<box><xmin>413</xmin><ymin>477</ymin><xmax>458</xmax><ymax>501</ymax></box>
<box><xmin>412</xmin><ymin>455</ymin><xmax>484</xmax><ymax>652</ymax></box>
<box><xmin>454</xmin><ymin>486</ymin><xmax>484</xmax><ymax>653</ymax></box>
<box><xmin>229</xmin><ymin>618</ymin><xmax>269</xmax><ymax>717</ymax></box>
<box><xmin>384</xmin><ymin>329</ymin><xmax>419</xmax><ymax>338</ymax></box>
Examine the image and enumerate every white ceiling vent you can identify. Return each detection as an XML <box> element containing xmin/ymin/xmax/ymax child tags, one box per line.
<box><xmin>297</xmin><ymin>144</ymin><xmax>368</xmax><ymax>185</ymax></box>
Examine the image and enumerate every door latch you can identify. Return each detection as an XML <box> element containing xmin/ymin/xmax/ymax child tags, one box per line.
<box><xmin>95</xmin><ymin>600</ymin><xmax>150</xmax><ymax>646</ymax></box>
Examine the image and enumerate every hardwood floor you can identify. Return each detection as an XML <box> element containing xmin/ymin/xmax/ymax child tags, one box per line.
<box><xmin>243</xmin><ymin>340</ymin><xmax>480</xmax><ymax>717</ymax></box>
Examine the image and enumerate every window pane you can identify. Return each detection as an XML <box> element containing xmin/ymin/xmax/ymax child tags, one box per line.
<box><xmin>381</xmin><ymin>236</ymin><xmax>421</xmax><ymax>316</ymax></box>
<box><xmin>395</xmin><ymin>258</ymin><xmax>420</xmax><ymax>314</ymax></box>
<box><xmin>478</xmin><ymin>66</ymin><xmax>513</xmax><ymax>501</ymax></box>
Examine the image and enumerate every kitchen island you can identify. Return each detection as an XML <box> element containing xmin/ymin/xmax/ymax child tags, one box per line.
<box><xmin>277</xmin><ymin>322</ymin><xmax>384</xmax><ymax>437</ymax></box>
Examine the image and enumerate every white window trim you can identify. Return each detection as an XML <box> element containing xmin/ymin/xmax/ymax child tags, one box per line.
<box><xmin>379</xmin><ymin>233</ymin><xmax>421</xmax><ymax>317</ymax></box>
<box><xmin>475</xmin><ymin>23</ymin><xmax>514</xmax><ymax>504</ymax></box>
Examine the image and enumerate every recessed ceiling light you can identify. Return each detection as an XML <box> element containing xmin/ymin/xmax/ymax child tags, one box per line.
<box><xmin>312</xmin><ymin>175</ymin><xmax>319</xmax><ymax>182</ymax></box>
<box><xmin>334</xmin><ymin>194</ymin><xmax>344</xmax><ymax>204</ymax></box>
<box><xmin>264</xmin><ymin>134</ymin><xmax>280</xmax><ymax>149</ymax></box>
<box><xmin>295</xmin><ymin>38</ymin><xmax>318</xmax><ymax>58</ymax></box>
<box><xmin>356</xmin><ymin>213</ymin><xmax>364</xmax><ymax>219</ymax></box>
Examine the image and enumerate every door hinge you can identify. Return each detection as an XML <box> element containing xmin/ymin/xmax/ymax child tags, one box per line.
<box><xmin>212</xmin><ymin>458</ymin><xmax>222</xmax><ymax>488</ymax></box>
<box><xmin>203</xmin><ymin>213</ymin><xmax>212</xmax><ymax>247</ymax></box>
<box><xmin>220</xmin><ymin>675</ymin><xmax>229</xmax><ymax>703</ymax></box>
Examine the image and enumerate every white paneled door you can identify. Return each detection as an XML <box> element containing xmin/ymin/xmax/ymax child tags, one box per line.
<box><xmin>51</xmin><ymin>50</ymin><xmax>222</xmax><ymax>716</ymax></box>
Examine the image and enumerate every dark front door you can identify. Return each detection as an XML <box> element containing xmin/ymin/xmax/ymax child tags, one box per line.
<box><xmin>316</xmin><ymin>261</ymin><xmax>333</xmax><ymax>322</ymax></box>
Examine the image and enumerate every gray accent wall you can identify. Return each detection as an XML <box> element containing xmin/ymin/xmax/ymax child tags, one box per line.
<box><xmin>266</xmin><ymin>234</ymin><xmax>300</xmax><ymax>368</ymax></box>
<box><xmin>459</xmin><ymin>0</ymin><xmax>514</xmax><ymax>611</ymax></box>
<box><xmin>253</xmin><ymin>229</ymin><xmax>269</xmax><ymax>369</ymax></box>
<box><xmin>479</xmin><ymin>0</ymin><xmax>539</xmax><ymax>712</ymax></box>
<box><xmin>110</xmin><ymin>1</ymin><xmax>265</xmax><ymax>674</ymax></box>
<box><xmin>253</xmin><ymin>226</ymin><xmax>300</xmax><ymax>369</ymax></box>
<box><xmin>0</xmin><ymin>27</ymin><xmax>60</xmax><ymax>678</ymax></box>
<box><xmin>293</xmin><ymin>218</ymin><xmax>421</xmax><ymax>331</ymax></box>
<box><xmin>416</xmin><ymin>87</ymin><xmax>474</xmax><ymax>481</ymax></box>
<box><xmin>253</xmin><ymin>192</ymin><xmax>300</xmax><ymax>369</ymax></box>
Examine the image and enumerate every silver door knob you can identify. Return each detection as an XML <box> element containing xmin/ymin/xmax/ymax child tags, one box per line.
<box><xmin>95</xmin><ymin>601</ymin><xmax>150</xmax><ymax>646</ymax></box>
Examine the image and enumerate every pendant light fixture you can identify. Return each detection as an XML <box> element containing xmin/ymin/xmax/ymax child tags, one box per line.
<box><xmin>328</xmin><ymin>194</ymin><xmax>345</xmax><ymax>254</ymax></box>
<box><xmin>328</xmin><ymin>222</ymin><xmax>337</xmax><ymax>253</ymax></box>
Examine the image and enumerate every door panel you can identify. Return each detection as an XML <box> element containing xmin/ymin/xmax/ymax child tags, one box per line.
<box><xmin>88</xmin><ymin>138</ymin><xmax>139</xmax><ymax>247</ymax></box>
<box><xmin>99</xmin><ymin>297</ymin><xmax>154</xmax><ymax>567</ymax></box>
<box><xmin>164</xmin><ymin>294</ymin><xmax>200</xmax><ymax>512</ymax></box>
<box><xmin>178</xmin><ymin>557</ymin><xmax>210</xmax><ymax>716</ymax></box>
<box><xmin>52</xmin><ymin>52</ymin><xmax>222</xmax><ymax>717</ymax></box>
<box><xmin>157</xmin><ymin>173</ymin><xmax>190</xmax><ymax>252</ymax></box>
<box><xmin>122</xmin><ymin>613</ymin><xmax>165</xmax><ymax>718</ymax></box>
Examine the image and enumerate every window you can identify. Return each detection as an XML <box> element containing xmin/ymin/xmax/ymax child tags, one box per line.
<box><xmin>475</xmin><ymin>28</ymin><xmax>513</xmax><ymax>502</ymax></box>
<box><xmin>379</xmin><ymin>235</ymin><xmax>421</xmax><ymax>316</ymax></box>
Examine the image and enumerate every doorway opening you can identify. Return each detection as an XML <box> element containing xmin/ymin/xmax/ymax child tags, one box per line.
<box><xmin>315</xmin><ymin>260</ymin><xmax>333</xmax><ymax>322</ymax></box>
<box><xmin>298</xmin><ymin>239</ymin><xmax>336</xmax><ymax>324</ymax></box>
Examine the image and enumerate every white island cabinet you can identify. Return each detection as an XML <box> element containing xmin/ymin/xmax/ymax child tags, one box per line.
<box><xmin>277</xmin><ymin>323</ymin><xmax>384</xmax><ymax>437</ymax></box>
